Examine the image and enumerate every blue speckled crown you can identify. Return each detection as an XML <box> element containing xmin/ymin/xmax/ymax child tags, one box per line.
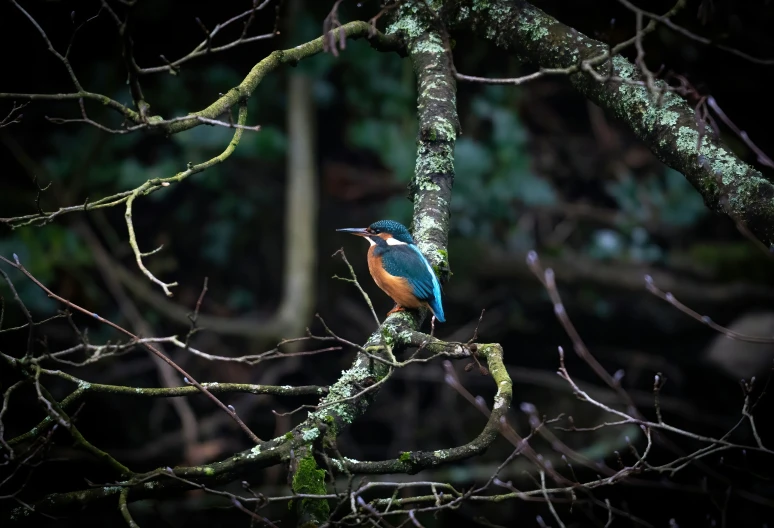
<box><xmin>369</xmin><ymin>220</ymin><xmax>414</xmax><ymax>244</ymax></box>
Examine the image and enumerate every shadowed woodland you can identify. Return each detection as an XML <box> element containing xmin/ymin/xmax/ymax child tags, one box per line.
<box><xmin>2</xmin><ymin>0</ymin><xmax>774</xmax><ymax>526</ymax></box>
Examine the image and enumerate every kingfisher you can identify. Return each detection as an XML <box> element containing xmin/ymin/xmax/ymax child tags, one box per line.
<box><xmin>337</xmin><ymin>220</ymin><xmax>445</xmax><ymax>322</ymax></box>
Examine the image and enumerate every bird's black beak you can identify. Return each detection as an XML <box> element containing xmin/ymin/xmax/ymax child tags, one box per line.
<box><xmin>336</xmin><ymin>227</ymin><xmax>371</xmax><ymax>237</ymax></box>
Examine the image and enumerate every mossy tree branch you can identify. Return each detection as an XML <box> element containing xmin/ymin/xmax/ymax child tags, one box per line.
<box><xmin>282</xmin><ymin>3</ymin><xmax>467</xmax><ymax>525</ymax></box>
<box><xmin>160</xmin><ymin>21</ymin><xmax>404</xmax><ymax>135</ymax></box>
<box><xmin>0</xmin><ymin>21</ymin><xmax>403</xmax><ymax>135</ymax></box>
<box><xmin>454</xmin><ymin>0</ymin><xmax>774</xmax><ymax>248</ymax></box>
<box><xmin>6</xmin><ymin>374</ymin><xmax>326</xmax><ymax>450</ymax></box>
<box><xmin>397</xmin><ymin>7</ymin><xmax>460</xmax><ymax>283</ymax></box>
<box><xmin>343</xmin><ymin>344</ymin><xmax>511</xmax><ymax>475</ymax></box>
<box><xmin>4</xmin><ymin>430</ymin><xmax>302</xmax><ymax>520</ymax></box>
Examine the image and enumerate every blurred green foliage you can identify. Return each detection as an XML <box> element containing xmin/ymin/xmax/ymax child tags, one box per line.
<box><xmin>455</xmin><ymin>86</ymin><xmax>553</xmax><ymax>247</ymax></box>
<box><xmin>589</xmin><ymin>168</ymin><xmax>708</xmax><ymax>263</ymax></box>
<box><xmin>605</xmin><ymin>168</ymin><xmax>707</xmax><ymax>229</ymax></box>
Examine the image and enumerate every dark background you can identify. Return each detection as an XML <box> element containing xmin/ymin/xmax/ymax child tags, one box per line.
<box><xmin>2</xmin><ymin>0</ymin><xmax>774</xmax><ymax>526</ymax></box>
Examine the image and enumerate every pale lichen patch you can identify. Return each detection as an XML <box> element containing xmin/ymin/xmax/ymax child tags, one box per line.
<box><xmin>302</xmin><ymin>428</ymin><xmax>320</xmax><ymax>442</ymax></box>
<box><xmin>412</xmin><ymin>34</ymin><xmax>446</xmax><ymax>55</ymax></box>
<box><xmin>309</xmin><ymin>366</ymin><xmax>373</xmax><ymax>426</ymax></box>
<box><xmin>659</xmin><ymin>110</ymin><xmax>679</xmax><ymax>127</ymax></box>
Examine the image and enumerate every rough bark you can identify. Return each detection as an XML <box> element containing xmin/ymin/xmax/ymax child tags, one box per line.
<box><xmin>285</xmin><ymin>2</ymin><xmax>464</xmax><ymax>524</ymax></box>
<box><xmin>392</xmin><ymin>2</ymin><xmax>460</xmax><ymax>281</ymax></box>
<box><xmin>454</xmin><ymin>0</ymin><xmax>774</xmax><ymax>249</ymax></box>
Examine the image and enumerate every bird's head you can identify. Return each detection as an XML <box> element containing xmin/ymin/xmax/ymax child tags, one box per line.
<box><xmin>337</xmin><ymin>220</ymin><xmax>415</xmax><ymax>246</ymax></box>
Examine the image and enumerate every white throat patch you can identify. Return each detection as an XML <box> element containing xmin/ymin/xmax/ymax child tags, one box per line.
<box><xmin>385</xmin><ymin>237</ymin><xmax>407</xmax><ymax>246</ymax></box>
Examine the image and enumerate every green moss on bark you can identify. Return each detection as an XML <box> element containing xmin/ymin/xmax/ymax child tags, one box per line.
<box><xmin>292</xmin><ymin>456</ymin><xmax>330</xmax><ymax>527</ymax></box>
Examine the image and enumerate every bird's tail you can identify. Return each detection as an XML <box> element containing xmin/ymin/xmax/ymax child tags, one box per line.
<box><xmin>428</xmin><ymin>298</ymin><xmax>445</xmax><ymax>323</ymax></box>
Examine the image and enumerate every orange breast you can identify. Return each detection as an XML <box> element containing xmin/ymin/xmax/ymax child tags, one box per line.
<box><xmin>367</xmin><ymin>248</ymin><xmax>423</xmax><ymax>309</ymax></box>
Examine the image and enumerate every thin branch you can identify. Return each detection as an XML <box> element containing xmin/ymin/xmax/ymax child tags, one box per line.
<box><xmin>705</xmin><ymin>96</ymin><xmax>774</xmax><ymax>170</ymax></box>
<box><xmin>0</xmin><ymin>255</ymin><xmax>263</xmax><ymax>445</ymax></box>
<box><xmin>9</xmin><ymin>0</ymin><xmax>84</xmax><ymax>91</ymax></box>
<box><xmin>137</xmin><ymin>0</ymin><xmax>278</xmax><ymax>75</ymax></box>
<box><xmin>119</xmin><ymin>488</ymin><xmax>140</xmax><ymax>528</ymax></box>
<box><xmin>333</xmin><ymin>248</ymin><xmax>380</xmax><ymax>327</ymax></box>
<box><xmin>616</xmin><ymin>0</ymin><xmax>774</xmax><ymax>65</ymax></box>
<box><xmin>0</xmin><ymin>381</ymin><xmax>24</xmax><ymax>458</ymax></box>
<box><xmin>122</xmin><ymin>103</ymin><xmax>249</xmax><ymax>295</ymax></box>
<box><xmin>645</xmin><ymin>275</ymin><xmax>774</xmax><ymax>344</ymax></box>
<box><xmin>0</xmin><ymin>101</ymin><xmax>27</xmax><ymax>128</ymax></box>
<box><xmin>540</xmin><ymin>470</ymin><xmax>566</xmax><ymax>528</ymax></box>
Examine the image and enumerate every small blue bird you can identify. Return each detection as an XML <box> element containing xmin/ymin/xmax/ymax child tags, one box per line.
<box><xmin>337</xmin><ymin>220</ymin><xmax>445</xmax><ymax>322</ymax></box>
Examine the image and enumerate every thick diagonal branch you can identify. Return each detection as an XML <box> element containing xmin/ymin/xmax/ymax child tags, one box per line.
<box><xmin>458</xmin><ymin>0</ymin><xmax>774</xmax><ymax>248</ymax></box>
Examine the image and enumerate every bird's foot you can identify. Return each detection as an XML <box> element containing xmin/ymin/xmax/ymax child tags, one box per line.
<box><xmin>386</xmin><ymin>304</ymin><xmax>406</xmax><ymax>317</ymax></box>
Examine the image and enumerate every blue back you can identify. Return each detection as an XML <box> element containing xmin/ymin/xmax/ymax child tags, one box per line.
<box><xmin>375</xmin><ymin>244</ymin><xmax>445</xmax><ymax>322</ymax></box>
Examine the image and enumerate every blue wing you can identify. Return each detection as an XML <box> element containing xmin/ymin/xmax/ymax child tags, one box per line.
<box><xmin>379</xmin><ymin>245</ymin><xmax>445</xmax><ymax>322</ymax></box>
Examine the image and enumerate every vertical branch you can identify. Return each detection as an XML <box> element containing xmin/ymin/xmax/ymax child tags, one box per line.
<box><xmin>390</xmin><ymin>1</ymin><xmax>459</xmax><ymax>281</ymax></box>
<box><xmin>288</xmin><ymin>3</ymin><xmax>460</xmax><ymax>526</ymax></box>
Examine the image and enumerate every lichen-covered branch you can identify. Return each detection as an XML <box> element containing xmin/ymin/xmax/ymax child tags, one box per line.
<box><xmin>3</xmin><ymin>361</ymin><xmax>134</xmax><ymax>478</ymax></box>
<box><xmin>160</xmin><ymin>21</ymin><xmax>404</xmax><ymax>135</ymax></box>
<box><xmin>392</xmin><ymin>3</ymin><xmax>459</xmax><ymax>281</ymax></box>
<box><xmin>5</xmin><ymin>370</ymin><xmax>326</xmax><ymax>450</ymax></box>
<box><xmin>0</xmin><ymin>21</ymin><xmax>403</xmax><ymax>136</ymax></box>
<box><xmin>284</xmin><ymin>0</ymin><xmax>465</xmax><ymax>451</ymax></box>
<box><xmin>4</xmin><ymin>431</ymin><xmax>294</xmax><ymax>520</ymax></box>
<box><xmin>343</xmin><ymin>344</ymin><xmax>511</xmax><ymax>475</ymax></box>
<box><xmin>281</xmin><ymin>3</ymin><xmax>465</xmax><ymax>525</ymax></box>
<box><xmin>456</xmin><ymin>0</ymin><xmax>774</xmax><ymax>248</ymax></box>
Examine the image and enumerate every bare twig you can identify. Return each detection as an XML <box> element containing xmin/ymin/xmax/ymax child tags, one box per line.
<box><xmin>0</xmin><ymin>102</ymin><xmax>27</xmax><ymax>128</ymax></box>
<box><xmin>333</xmin><ymin>248</ymin><xmax>380</xmax><ymax>327</ymax></box>
<box><xmin>616</xmin><ymin>0</ymin><xmax>774</xmax><ymax>66</ymax></box>
<box><xmin>645</xmin><ymin>275</ymin><xmax>774</xmax><ymax>343</ymax></box>
<box><xmin>0</xmin><ymin>254</ymin><xmax>263</xmax><ymax>445</ymax></box>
